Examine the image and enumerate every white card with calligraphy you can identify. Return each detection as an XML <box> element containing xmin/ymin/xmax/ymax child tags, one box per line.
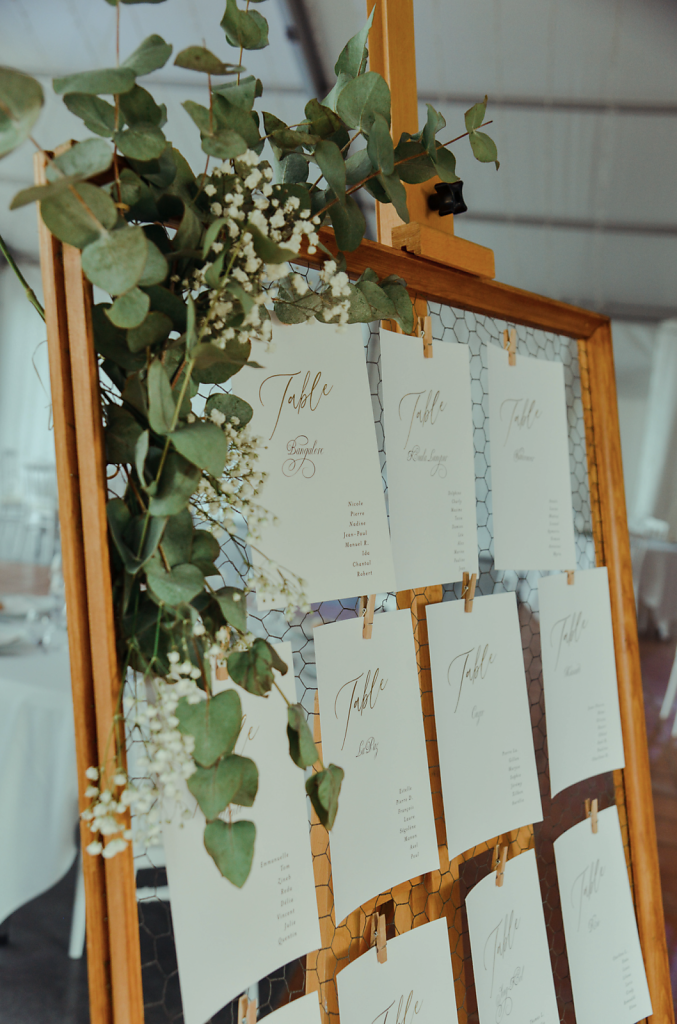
<box><xmin>380</xmin><ymin>328</ymin><xmax>478</xmax><ymax>589</ymax></box>
<box><xmin>337</xmin><ymin>918</ymin><xmax>459</xmax><ymax>1024</ymax></box>
<box><xmin>466</xmin><ymin>849</ymin><xmax>560</xmax><ymax>1024</ymax></box>
<box><xmin>487</xmin><ymin>343</ymin><xmax>576</xmax><ymax>570</ymax></box>
<box><xmin>314</xmin><ymin>610</ymin><xmax>439</xmax><ymax>924</ymax></box>
<box><xmin>265</xmin><ymin>992</ymin><xmax>322</xmax><ymax>1024</ymax></box>
<box><xmin>233</xmin><ymin>320</ymin><xmax>395</xmax><ymax>608</ymax></box>
<box><xmin>426</xmin><ymin>592</ymin><xmax>542</xmax><ymax>860</ymax></box>
<box><xmin>539</xmin><ymin>568</ymin><xmax>625</xmax><ymax>796</ymax></box>
<box><xmin>554</xmin><ymin>806</ymin><xmax>652</xmax><ymax>1024</ymax></box>
<box><xmin>163</xmin><ymin>643</ymin><xmax>320</xmax><ymax>1024</ymax></box>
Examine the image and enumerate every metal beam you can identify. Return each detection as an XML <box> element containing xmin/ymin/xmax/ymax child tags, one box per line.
<box><xmin>419</xmin><ymin>93</ymin><xmax>677</xmax><ymax>117</ymax></box>
<box><xmin>460</xmin><ymin>211</ymin><xmax>677</xmax><ymax>237</ymax></box>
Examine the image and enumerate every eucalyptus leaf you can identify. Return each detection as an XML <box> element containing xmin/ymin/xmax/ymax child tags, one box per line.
<box><xmin>380</xmin><ymin>278</ymin><xmax>415</xmax><ymax>334</ymax></box>
<box><xmin>146</xmin><ymin>561</ymin><xmax>204</xmax><ymax>606</ymax></box>
<box><xmin>191</xmin><ymin>338</ymin><xmax>250</xmax><ymax>385</ymax></box>
<box><xmin>304</xmin><ymin>98</ymin><xmax>344</xmax><ymax>139</ymax></box>
<box><xmin>40</xmin><ymin>182</ymin><xmax>117</xmax><ymax>249</ymax></box>
<box><xmin>159</xmin><ymin>509</ymin><xmax>192</xmax><ymax>567</ymax></box>
<box><xmin>214</xmin><ymin>586</ymin><xmax>247</xmax><ymax>634</ymax></box>
<box><xmin>204</xmin><ymin>392</ymin><xmax>253</xmax><ymax>429</ymax></box>
<box><xmin>247</xmin><ymin>224</ymin><xmax>295</xmax><ymax>265</ymax></box>
<box><xmin>127</xmin><ymin>311</ymin><xmax>172</xmax><ymax>353</ymax></box>
<box><xmin>306</xmin><ymin>764</ymin><xmax>344</xmax><ymax>829</ymax></box>
<box><xmin>142</xmin><ymin>286</ymin><xmax>187</xmax><ymax>331</ymax></box>
<box><xmin>202</xmin><ymin>128</ymin><xmax>248</xmax><ymax>160</ymax></box>
<box><xmin>63</xmin><ymin>93</ymin><xmax>116</xmax><ymax>137</ymax></box>
<box><xmin>287</xmin><ymin>704</ymin><xmax>318</xmax><ymax>769</ymax></box>
<box><xmin>115</xmin><ymin>125</ymin><xmax>167</xmax><ymax>161</ymax></box>
<box><xmin>46</xmin><ymin>138</ymin><xmax>112</xmax><ymax>181</ymax></box>
<box><xmin>432</xmin><ymin>146</ymin><xmax>459</xmax><ymax>183</ymax></box>
<box><xmin>149</xmin><ymin>451</ymin><xmax>201</xmax><ymax>516</ymax></box>
<box><xmin>221</xmin><ymin>0</ymin><xmax>269</xmax><ymax>51</ymax></box>
<box><xmin>171</xmin><ymin>421</ymin><xmax>228</xmax><ymax>478</ymax></box>
<box><xmin>188</xmin><ymin>754</ymin><xmax>258</xmax><ymax>820</ymax></box>
<box><xmin>278</xmin><ymin>152</ymin><xmax>308</xmax><ymax>184</ymax></box>
<box><xmin>334</xmin><ymin>9</ymin><xmax>374</xmax><ymax>78</ymax></box>
<box><xmin>322</xmin><ymin>71</ymin><xmax>352</xmax><ymax>114</ymax></box>
<box><xmin>0</xmin><ymin>68</ymin><xmax>44</xmax><ymax>159</ymax></box>
<box><xmin>106</xmin><ymin>288</ymin><xmax>150</xmax><ymax>329</ymax></box>
<box><xmin>227</xmin><ymin>637</ymin><xmax>288</xmax><ymax>697</ymax></box>
<box><xmin>53</xmin><ymin>67</ymin><xmax>136</xmax><ymax>96</ymax></box>
<box><xmin>328</xmin><ymin>193</ymin><xmax>366</xmax><ymax>252</ymax></box>
<box><xmin>393</xmin><ymin>139</ymin><xmax>436</xmax><ymax>184</ymax></box>
<box><xmin>377</xmin><ymin>171</ymin><xmax>409</xmax><ymax>222</ymax></box>
<box><xmin>122</xmin><ymin>34</ymin><xmax>173</xmax><ymax>76</ymax></box>
<box><xmin>81</xmin><ymin>225</ymin><xmax>149</xmax><ymax>295</ymax></box>
<box><xmin>203</xmin><ymin>819</ymin><xmax>255</xmax><ymax>887</ymax></box>
<box><xmin>313</xmin><ymin>139</ymin><xmax>346</xmax><ymax>205</ymax></box>
<box><xmin>174</xmin><ymin>201</ymin><xmax>202</xmax><ymax>253</ymax></box>
<box><xmin>421</xmin><ymin>103</ymin><xmax>446</xmax><ymax>159</ymax></box>
<box><xmin>345</xmin><ymin>148</ymin><xmax>371</xmax><ymax>188</ymax></box>
<box><xmin>355</xmin><ymin>279</ymin><xmax>396</xmax><ymax>320</ymax></box>
<box><xmin>106</xmin><ymin>497</ymin><xmax>165</xmax><ymax>573</ymax></box>
<box><xmin>464</xmin><ymin>96</ymin><xmax>487</xmax><ymax>133</ymax></box>
<box><xmin>336</xmin><ymin>72</ymin><xmax>390</xmax><ymax>133</ymax></box>
<box><xmin>175</xmin><ymin>46</ymin><xmax>243</xmax><ymax>76</ymax></box>
<box><xmin>469</xmin><ymin>129</ymin><xmax>499</xmax><ymax>168</ymax></box>
<box><xmin>135</xmin><ymin>430</ymin><xmax>150</xmax><ymax>488</ymax></box>
<box><xmin>191</xmin><ymin>530</ymin><xmax>220</xmax><ymax>575</ymax></box>
<box><xmin>93</xmin><ymin>304</ymin><xmax>145</xmax><ymax>371</ymax></box>
<box><xmin>176</xmin><ymin>688</ymin><xmax>242</xmax><ymax>767</ymax></box>
<box><xmin>119</xmin><ymin>84</ymin><xmax>165</xmax><ymax>128</ymax></box>
<box><xmin>366</xmin><ymin>112</ymin><xmax>394</xmax><ymax>175</ymax></box>
<box><xmin>147</xmin><ymin>358</ymin><xmax>176</xmax><ymax>433</ymax></box>
<box><xmin>138</xmin><ymin>241</ymin><xmax>169</xmax><ymax>287</ymax></box>
<box><xmin>105</xmin><ymin>405</ymin><xmax>143</xmax><ymax>464</ymax></box>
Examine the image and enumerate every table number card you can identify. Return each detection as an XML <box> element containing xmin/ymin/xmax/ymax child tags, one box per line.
<box><xmin>163</xmin><ymin>644</ymin><xmax>321</xmax><ymax>1024</ymax></box>
<box><xmin>426</xmin><ymin>592</ymin><xmax>542</xmax><ymax>860</ymax></box>
<box><xmin>337</xmin><ymin>918</ymin><xmax>459</xmax><ymax>1024</ymax></box>
<box><xmin>539</xmin><ymin>568</ymin><xmax>625</xmax><ymax>796</ymax></box>
<box><xmin>466</xmin><ymin>849</ymin><xmax>559</xmax><ymax>1024</ymax></box>
<box><xmin>554</xmin><ymin>806</ymin><xmax>652</xmax><ymax>1024</ymax></box>
<box><xmin>380</xmin><ymin>327</ymin><xmax>478</xmax><ymax>589</ymax></box>
<box><xmin>234</xmin><ymin>321</ymin><xmax>395</xmax><ymax>608</ymax></box>
<box><xmin>488</xmin><ymin>343</ymin><xmax>576</xmax><ymax>570</ymax></box>
<box><xmin>314</xmin><ymin>610</ymin><xmax>439</xmax><ymax>923</ymax></box>
<box><xmin>264</xmin><ymin>992</ymin><xmax>322</xmax><ymax>1024</ymax></box>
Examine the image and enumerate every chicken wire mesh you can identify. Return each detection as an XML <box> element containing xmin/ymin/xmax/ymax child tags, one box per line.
<box><xmin>128</xmin><ymin>280</ymin><xmax>633</xmax><ymax>1024</ymax></box>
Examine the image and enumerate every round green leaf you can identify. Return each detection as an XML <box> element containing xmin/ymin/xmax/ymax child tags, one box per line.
<box><xmin>175</xmin><ymin>46</ymin><xmax>243</xmax><ymax>76</ymax></box>
<box><xmin>213</xmin><ymin>586</ymin><xmax>247</xmax><ymax>634</ymax></box>
<box><xmin>122</xmin><ymin>34</ymin><xmax>172</xmax><ymax>76</ymax></box>
<box><xmin>176</xmin><ymin>688</ymin><xmax>242</xmax><ymax>767</ymax></box>
<box><xmin>41</xmin><ymin>182</ymin><xmax>117</xmax><ymax>249</ymax></box>
<box><xmin>81</xmin><ymin>225</ymin><xmax>148</xmax><ymax>295</ymax></box>
<box><xmin>63</xmin><ymin>93</ymin><xmax>116</xmax><ymax>137</ymax></box>
<box><xmin>53</xmin><ymin>67</ymin><xmax>136</xmax><ymax>96</ymax></box>
<box><xmin>188</xmin><ymin>754</ymin><xmax>258</xmax><ymax>820</ymax></box>
<box><xmin>46</xmin><ymin>138</ymin><xmax>112</xmax><ymax>181</ymax></box>
<box><xmin>138</xmin><ymin>241</ymin><xmax>168</xmax><ymax>287</ymax></box>
<box><xmin>0</xmin><ymin>68</ymin><xmax>44</xmax><ymax>159</ymax></box>
<box><xmin>203</xmin><ymin>819</ymin><xmax>256</xmax><ymax>887</ymax></box>
<box><xmin>201</xmin><ymin>129</ymin><xmax>247</xmax><ymax>160</ymax></box>
<box><xmin>114</xmin><ymin>126</ymin><xmax>167</xmax><ymax>161</ymax></box>
<box><xmin>328</xmin><ymin>193</ymin><xmax>366</xmax><ymax>252</ymax></box>
<box><xmin>336</xmin><ymin>72</ymin><xmax>391</xmax><ymax>133</ymax></box>
<box><xmin>204</xmin><ymin>392</ymin><xmax>253</xmax><ymax>429</ymax></box>
<box><xmin>221</xmin><ymin>0</ymin><xmax>269</xmax><ymax>51</ymax></box>
<box><xmin>105</xmin><ymin>288</ymin><xmax>150</xmax><ymax>329</ymax></box>
<box><xmin>149</xmin><ymin>452</ymin><xmax>201</xmax><ymax>516</ymax></box>
<box><xmin>469</xmin><ymin>129</ymin><xmax>499</xmax><ymax>169</ymax></box>
<box><xmin>287</xmin><ymin>704</ymin><xmax>319</xmax><ymax>769</ymax></box>
<box><xmin>171</xmin><ymin>421</ymin><xmax>228</xmax><ymax>478</ymax></box>
<box><xmin>306</xmin><ymin>764</ymin><xmax>344</xmax><ymax>829</ymax></box>
<box><xmin>146</xmin><ymin>561</ymin><xmax>204</xmax><ymax>606</ymax></box>
<box><xmin>128</xmin><ymin>311</ymin><xmax>173</xmax><ymax>354</ymax></box>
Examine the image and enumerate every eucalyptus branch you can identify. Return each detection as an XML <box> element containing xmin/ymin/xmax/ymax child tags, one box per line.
<box><xmin>0</xmin><ymin>232</ymin><xmax>45</xmax><ymax>321</ymax></box>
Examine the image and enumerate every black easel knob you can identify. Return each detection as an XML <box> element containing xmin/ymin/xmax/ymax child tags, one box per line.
<box><xmin>427</xmin><ymin>180</ymin><xmax>467</xmax><ymax>217</ymax></box>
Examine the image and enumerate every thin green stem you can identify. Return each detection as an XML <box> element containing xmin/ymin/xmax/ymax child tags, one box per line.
<box><xmin>0</xmin><ymin>232</ymin><xmax>45</xmax><ymax>321</ymax></box>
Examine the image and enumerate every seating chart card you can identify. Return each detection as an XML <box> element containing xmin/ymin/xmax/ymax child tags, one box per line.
<box><xmin>488</xmin><ymin>343</ymin><xmax>576</xmax><ymax>570</ymax></box>
<box><xmin>163</xmin><ymin>644</ymin><xmax>320</xmax><ymax>1024</ymax></box>
<box><xmin>265</xmin><ymin>992</ymin><xmax>322</xmax><ymax>1024</ymax></box>
<box><xmin>314</xmin><ymin>610</ymin><xmax>439</xmax><ymax>924</ymax></box>
<box><xmin>380</xmin><ymin>327</ymin><xmax>478</xmax><ymax>589</ymax></box>
<box><xmin>426</xmin><ymin>592</ymin><xmax>542</xmax><ymax>861</ymax></box>
<box><xmin>539</xmin><ymin>568</ymin><xmax>625</xmax><ymax>796</ymax></box>
<box><xmin>466</xmin><ymin>849</ymin><xmax>559</xmax><ymax>1024</ymax></box>
<box><xmin>336</xmin><ymin>918</ymin><xmax>459</xmax><ymax>1024</ymax></box>
<box><xmin>554</xmin><ymin>806</ymin><xmax>652</xmax><ymax>1024</ymax></box>
<box><xmin>234</xmin><ymin>321</ymin><xmax>395</xmax><ymax>608</ymax></box>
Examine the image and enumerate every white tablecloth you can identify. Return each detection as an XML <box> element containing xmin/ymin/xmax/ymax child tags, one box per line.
<box><xmin>630</xmin><ymin>534</ymin><xmax>677</xmax><ymax>638</ymax></box>
<box><xmin>0</xmin><ymin>645</ymin><xmax>78</xmax><ymax>923</ymax></box>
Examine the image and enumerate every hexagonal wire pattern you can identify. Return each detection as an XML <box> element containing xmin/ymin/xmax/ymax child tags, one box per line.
<box><xmin>131</xmin><ymin>285</ymin><xmax>632</xmax><ymax>1024</ymax></box>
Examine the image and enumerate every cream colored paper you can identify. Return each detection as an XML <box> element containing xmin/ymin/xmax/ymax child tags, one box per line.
<box><xmin>265</xmin><ymin>992</ymin><xmax>322</xmax><ymax>1024</ymax></box>
<box><xmin>163</xmin><ymin>644</ymin><xmax>320</xmax><ymax>1024</ymax></box>
<box><xmin>539</xmin><ymin>568</ymin><xmax>625</xmax><ymax>796</ymax></box>
<box><xmin>426</xmin><ymin>592</ymin><xmax>542</xmax><ymax>860</ymax></box>
<box><xmin>314</xmin><ymin>610</ymin><xmax>439</xmax><ymax>924</ymax></box>
<box><xmin>234</xmin><ymin>321</ymin><xmax>395</xmax><ymax>608</ymax></box>
<box><xmin>466</xmin><ymin>849</ymin><xmax>559</xmax><ymax>1024</ymax></box>
<box><xmin>380</xmin><ymin>327</ymin><xmax>478</xmax><ymax>589</ymax></box>
<box><xmin>337</xmin><ymin>918</ymin><xmax>459</xmax><ymax>1024</ymax></box>
<box><xmin>554</xmin><ymin>806</ymin><xmax>652</xmax><ymax>1024</ymax></box>
<box><xmin>488</xmin><ymin>343</ymin><xmax>576</xmax><ymax>570</ymax></box>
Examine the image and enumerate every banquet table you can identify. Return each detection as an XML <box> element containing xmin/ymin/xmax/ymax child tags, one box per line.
<box><xmin>0</xmin><ymin>643</ymin><xmax>79</xmax><ymax>925</ymax></box>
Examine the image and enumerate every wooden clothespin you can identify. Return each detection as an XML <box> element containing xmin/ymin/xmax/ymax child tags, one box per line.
<box><xmin>371</xmin><ymin>912</ymin><xmax>387</xmax><ymax>963</ymax></box>
<box><xmin>215</xmin><ymin>662</ymin><xmax>229</xmax><ymax>681</ymax></box>
<box><xmin>462</xmin><ymin>572</ymin><xmax>477</xmax><ymax>613</ymax></box>
<box><xmin>418</xmin><ymin>314</ymin><xmax>433</xmax><ymax>359</ymax></box>
<box><xmin>503</xmin><ymin>327</ymin><xmax>517</xmax><ymax>366</ymax></box>
<box><xmin>238</xmin><ymin>994</ymin><xmax>257</xmax><ymax>1024</ymax></box>
<box><xmin>495</xmin><ymin>844</ymin><xmax>508</xmax><ymax>887</ymax></box>
<box><xmin>585</xmin><ymin>798</ymin><xmax>599</xmax><ymax>834</ymax></box>
<box><xmin>362</xmin><ymin>594</ymin><xmax>376</xmax><ymax>639</ymax></box>
<box><xmin>566</xmin><ymin>570</ymin><xmax>575</xmax><ymax>585</ymax></box>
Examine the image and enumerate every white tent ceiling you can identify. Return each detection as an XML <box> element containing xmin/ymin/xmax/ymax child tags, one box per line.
<box><xmin>1</xmin><ymin>0</ymin><xmax>675</xmax><ymax>321</ymax></box>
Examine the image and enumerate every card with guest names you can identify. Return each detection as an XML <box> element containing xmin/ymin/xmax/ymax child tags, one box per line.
<box><xmin>162</xmin><ymin>643</ymin><xmax>320</xmax><ymax>1024</ymax></box>
<box><xmin>314</xmin><ymin>610</ymin><xmax>439</xmax><ymax>925</ymax></box>
<box><xmin>488</xmin><ymin>343</ymin><xmax>577</xmax><ymax>570</ymax></box>
<box><xmin>554</xmin><ymin>806</ymin><xmax>652</xmax><ymax>1024</ymax></box>
<box><xmin>380</xmin><ymin>328</ymin><xmax>479</xmax><ymax>590</ymax></box>
<box><xmin>539</xmin><ymin>567</ymin><xmax>625</xmax><ymax>797</ymax></box>
<box><xmin>337</xmin><ymin>918</ymin><xmax>459</xmax><ymax>1024</ymax></box>
<box><xmin>426</xmin><ymin>591</ymin><xmax>543</xmax><ymax>862</ymax></box>
<box><xmin>233</xmin><ymin>321</ymin><xmax>395</xmax><ymax>609</ymax></box>
<box><xmin>466</xmin><ymin>849</ymin><xmax>559</xmax><ymax>1024</ymax></box>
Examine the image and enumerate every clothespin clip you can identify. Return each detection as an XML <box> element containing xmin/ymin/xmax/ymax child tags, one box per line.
<box><xmin>566</xmin><ymin>570</ymin><xmax>575</xmax><ymax>585</ymax></box>
<box><xmin>585</xmin><ymin>798</ymin><xmax>599</xmax><ymax>834</ymax></box>
<box><xmin>462</xmin><ymin>572</ymin><xmax>477</xmax><ymax>613</ymax></box>
<box><xmin>503</xmin><ymin>328</ymin><xmax>517</xmax><ymax>366</ymax></box>
<box><xmin>495</xmin><ymin>843</ymin><xmax>508</xmax><ymax>887</ymax></box>
<box><xmin>371</xmin><ymin>912</ymin><xmax>387</xmax><ymax>963</ymax></box>
<box><xmin>362</xmin><ymin>594</ymin><xmax>376</xmax><ymax>639</ymax></box>
<box><xmin>238</xmin><ymin>994</ymin><xmax>257</xmax><ymax>1024</ymax></box>
<box><xmin>215</xmin><ymin>661</ymin><xmax>229</xmax><ymax>681</ymax></box>
<box><xmin>418</xmin><ymin>314</ymin><xmax>433</xmax><ymax>359</ymax></box>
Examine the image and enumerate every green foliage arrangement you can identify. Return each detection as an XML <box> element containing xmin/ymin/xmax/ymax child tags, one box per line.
<box><xmin>0</xmin><ymin>0</ymin><xmax>498</xmax><ymax>886</ymax></box>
